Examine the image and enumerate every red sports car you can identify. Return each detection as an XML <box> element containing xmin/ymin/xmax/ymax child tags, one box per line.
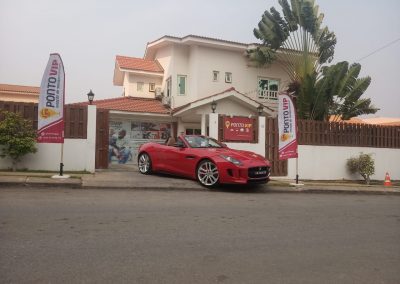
<box><xmin>137</xmin><ymin>135</ymin><xmax>271</xmax><ymax>188</ymax></box>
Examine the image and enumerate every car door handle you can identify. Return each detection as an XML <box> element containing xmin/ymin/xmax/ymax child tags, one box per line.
<box><xmin>185</xmin><ymin>155</ymin><xmax>196</xmax><ymax>160</ymax></box>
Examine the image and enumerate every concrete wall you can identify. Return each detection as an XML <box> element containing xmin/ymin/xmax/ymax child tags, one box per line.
<box><xmin>0</xmin><ymin>105</ymin><xmax>96</xmax><ymax>173</ymax></box>
<box><xmin>287</xmin><ymin>145</ymin><xmax>400</xmax><ymax>181</ymax></box>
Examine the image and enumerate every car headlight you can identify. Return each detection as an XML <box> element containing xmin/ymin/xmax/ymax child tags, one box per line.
<box><xmin>220</xmin><ymin>155</ymin><xmax>243</xmax><ymax>166</ymax></box>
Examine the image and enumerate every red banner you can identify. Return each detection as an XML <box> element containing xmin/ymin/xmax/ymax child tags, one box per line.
<box><xmin>223</xmin><ymin>116</ymin><xmax>254</xmax><ymax>142</ymax></box>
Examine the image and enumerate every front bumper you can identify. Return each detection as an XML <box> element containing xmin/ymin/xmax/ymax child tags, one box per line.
<box><xmin>218</xmin><ymin>162</ymin><xmax>271</xmax><ymax>185</ymax></box>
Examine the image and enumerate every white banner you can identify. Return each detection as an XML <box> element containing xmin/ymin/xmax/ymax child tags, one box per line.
<box><xmin>37</xmin><ymin>53</ymin><xmax>65</xmax><ymax>143</ymax></box>
<box><xmin>278</xmin><ymin>93</ymin><xmax>298</xmax><ymax>160</ymax></box>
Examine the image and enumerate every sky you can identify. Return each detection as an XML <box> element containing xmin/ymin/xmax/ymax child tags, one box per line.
<box><xmin>1</xmin><ymin>0</ymin><xmax>399</xmax><ymax>117</ymax></box>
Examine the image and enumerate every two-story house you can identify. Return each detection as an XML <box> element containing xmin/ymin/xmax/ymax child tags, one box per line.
<box><xmin>102</xmin><ymin>35</ymin><xmax>291</xmax><ymax>164</ymax></box>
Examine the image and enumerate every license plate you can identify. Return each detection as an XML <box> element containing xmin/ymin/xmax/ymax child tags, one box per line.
<box><xmin>255</xmin><ymin>171</ymin><xmax>266</xmax><ymax>175</ymax></box>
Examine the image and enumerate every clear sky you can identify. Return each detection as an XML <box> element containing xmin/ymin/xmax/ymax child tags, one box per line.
<box><xmin>1</xmin><ymin>0</ymin><xmax>399</xmax><ymax>117</ymax></box>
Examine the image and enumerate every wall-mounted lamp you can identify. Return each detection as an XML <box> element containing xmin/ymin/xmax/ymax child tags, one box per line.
<box><xmin>257</xmin><ymin>104</ymin><xmax>263</xmax><ymax>116</ymax></box>
<box><xmin>87</xmin><ymin>89</ymin><xmax>95</xmax><ymax>105</ymax></box>
<box><xmin>211</xmin><ymin>100</ymin><xmax>217</xmax><ymax>113</ymax></box>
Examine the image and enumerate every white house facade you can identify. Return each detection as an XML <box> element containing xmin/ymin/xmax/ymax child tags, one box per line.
<box><xmin>109</xmin><ymin>35</ymin><xmax>291</xmax><ymax>162</ymax></box>
<box><xmin>114</xmin><ymin>35</ymin><xmax>291</xmax><ymax>112</ymax></box>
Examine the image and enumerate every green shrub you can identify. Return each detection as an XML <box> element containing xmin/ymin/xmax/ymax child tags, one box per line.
<box><xmin>0</xmin><ymin>111</ymin><xmax>37</xmax><ymax>171</ymax></box>
<box><xmin>346</xmin><ymin>153</ymin><xmax>375</xmax><ymax>185</ymax></box>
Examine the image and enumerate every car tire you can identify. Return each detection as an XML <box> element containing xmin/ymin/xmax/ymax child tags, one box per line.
<box><xmin>196</xmin><ymin>159</ymin><xmax>219</xmax><ymax>188</ymax></box>
<box><xmin>138</xmin><ymin>152</ymin><xmax>152</xmax><ymax>175</ymax></box>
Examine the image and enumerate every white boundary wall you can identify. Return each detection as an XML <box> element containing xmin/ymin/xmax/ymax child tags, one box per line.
<box><xmin>287</xmin><ymin>145</ymin><xmax>400</xmax><ymax>180</ymax></box>
<box><xmin>0</xmin><ymin>105</ymin><xmax>96</xmax><ymax>173</ymax></box>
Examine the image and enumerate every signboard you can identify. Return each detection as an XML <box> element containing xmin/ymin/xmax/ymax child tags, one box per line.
<box><xmin>37</xmin><ymin>53</ymin><xmax>65</xmax><ymax>143</ymax></box>
<box><xmin>223</xmin><ymin>116</ymin><xmax>255</xmax><ymax>142</ymax></box>
<box><xmin>278</xmin><ymin>93</ymin><xmax>298</xmax><ymax>160</ymax></box>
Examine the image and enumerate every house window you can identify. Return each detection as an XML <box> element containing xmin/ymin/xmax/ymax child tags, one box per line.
<box><xmin>149</xmin><ymin>83</ymin><xmax>155</xmax><ymax>92</ymax></box>
<box><xmin>212</xmin><ymin>71</ymin><xmax>219</xmax><ymax>82</ymax></box>
<box><xmin>166</xmin><ymin>77</ymin><xmax>171</xmax><ymax>98</ymax></box>
<box><xmin>225</xmin><ymin>72</ymin><xmax>232</xmax><ymax>83</ymax></box>
<box><xmin>177</xmin><ymin>75</ymin><xmax>187</xmax><ymax>95</ymax></box>
<box><xmin>186</xmin><ymin>128</ymin><xmax>201</xmax><ymax>135</ymax></box>
<box><xmin>258</xmin><ymin>77</ymin><xmax>279</xmax><ymax>99</ymax></box>
<box><xmin>137</xmin><ymin>82</ymin><xmax>144</xmax><ymax>92</ymax></box>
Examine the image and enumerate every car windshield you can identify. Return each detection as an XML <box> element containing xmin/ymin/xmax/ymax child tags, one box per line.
<box><xmin>184</xmin><ymin>135</ymin><xmax>223</xmax><ymax>148</ymax></box>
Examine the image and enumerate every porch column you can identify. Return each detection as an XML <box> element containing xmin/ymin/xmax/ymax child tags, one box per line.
<box><xmin>201</xmin><ymin>114</ymin><xmax>206</xmax><ymax>135</ymax></box>
<box><xmin>86</xmin><ymin>105</ymin><xmax>97</xmax><ymax>173</ymax></box>
<box><xmin>208</xmin><ymin>113</ymin><xmax>219</xmax><ymax>140</ymax></box>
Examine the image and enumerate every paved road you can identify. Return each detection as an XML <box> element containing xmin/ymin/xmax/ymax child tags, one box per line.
<box><xmin>1</xmin><ymin>187</ymin><xmax>399</xmax><ymax>284</ymax></box>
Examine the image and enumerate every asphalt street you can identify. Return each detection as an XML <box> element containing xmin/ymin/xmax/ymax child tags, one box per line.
<box><xmin>1</xmin><ymin>187</ymin><xmax>399</xmax><ymax>284</ymax></box>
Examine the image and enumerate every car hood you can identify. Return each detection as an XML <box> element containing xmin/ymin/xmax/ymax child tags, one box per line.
<box><xmin>202</xmin><ymin>147</ymin><xmax>270</xmax><ymax>166</ymax></box>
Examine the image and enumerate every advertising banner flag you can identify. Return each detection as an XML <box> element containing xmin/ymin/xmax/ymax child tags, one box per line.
<box><xmin>223</xmin><ymin>116</ymin><xmax>255</xmax><ymax>142</ymax></box>
<box><xmin>278</xmin><ymin>93</ymin><xmax>298</xmax><ymax>160</ymax></box>
<box><xmin>38</xmin><ymin>53</ymin><xmax>65</xmax><ymax>143</ymax></box>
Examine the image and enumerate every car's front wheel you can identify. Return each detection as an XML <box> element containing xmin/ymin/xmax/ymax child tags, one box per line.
<box><xmin>138</xmin><ymin>153</ymin><xmax>152</xmax><ymax>174</ymax></box>
<box><xmin>196</xmin><ymin>159</ymin><xmax>219</xmax><ymax>187</ymax></box>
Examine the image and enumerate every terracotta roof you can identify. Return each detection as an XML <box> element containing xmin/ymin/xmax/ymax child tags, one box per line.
<box><xmin>329</xmin><ymin>116</ymin><xmax>400</xmax><ymax>126</ymax></box>
<box><xmin>0</xmin><ymin>83</ymin><xmax>40</xmax><ymax>95</ymax></box>
<box><xmin>72</xmin><ymin>96</ymin><xmax>171</xmax><ymax>115</ymax></box>
<box><xmin>115</xmin><ymin>55</ymin><xmax>164</xmax><ymax>73</ymax></box>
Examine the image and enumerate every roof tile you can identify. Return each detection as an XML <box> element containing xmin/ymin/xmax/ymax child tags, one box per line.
<box><xmin>116</xmin><ymin>55</ymin><xmax>163</xmax><ymax>73</ymax></box>
<box><xmin>0</xmin><ymin>83</ymin><xmax>40</xmax><ymax>95</ymax></box>
<box><xmin>72</xmin><ymin>96</ymin><xmax>170</xmax><ymax>114</ymax></box>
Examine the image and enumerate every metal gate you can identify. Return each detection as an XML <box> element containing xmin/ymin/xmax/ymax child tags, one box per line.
<box><xmin>265</xmin><ymin>117</ymin><xmax>287</xmax><ymax>176</ymax></box>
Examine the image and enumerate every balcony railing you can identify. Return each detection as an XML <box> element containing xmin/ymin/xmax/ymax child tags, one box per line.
<box><xmin>258</xmin><ymin>90</ymin><xmax>278</xmax><ymax>100</ymax></box>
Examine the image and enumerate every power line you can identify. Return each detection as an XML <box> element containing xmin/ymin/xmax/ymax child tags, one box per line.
<box><xmin>356</xmin><ymin>37</ymin><xmax>400</xmax><ymax>62</ymax></box>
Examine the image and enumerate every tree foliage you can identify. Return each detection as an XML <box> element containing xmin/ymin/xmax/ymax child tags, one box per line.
<box><xmin>289</xmin><ymin>61</ymin><xmax>379</xmax><ymax>120</ymax></box>
<box><xmin>248</xmin><ymin>0</ymin><xmax>336</xmax><ymax>82</ymax></box>
<box><xmin>248</xmin><ymin>0</ymin><xmax>378</xmax><ymax>120</ymax></box>
<box><xmin>0</xmin><ymin>111</ymin><xmax>37</xmax><ymax>171</ymax></box>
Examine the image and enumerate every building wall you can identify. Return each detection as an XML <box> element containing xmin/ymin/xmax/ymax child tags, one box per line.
<box><xmin>0</xmin><ymin>105</ymin><xmax>96</xmax><ymax>173</ymax></box>
<box><xmin>125</xmin><ymin>74</ymin><xmax>162</xmax><ymax>98</ymax></box>
<box><xmin>154</xmin><ymin>44</ymin><xmax>291</xmax><ymax>110</ymax></box>
<box><xmin>287</xmin><ymin>146</ymin><xmax>400</xmax><ymax>180</ymax></box>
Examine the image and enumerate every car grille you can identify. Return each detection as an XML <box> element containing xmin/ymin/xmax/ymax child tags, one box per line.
<box><xmin>248</xmin><ymin>166</ymin><xmax>269</xmax><ymax>178</ymax></box>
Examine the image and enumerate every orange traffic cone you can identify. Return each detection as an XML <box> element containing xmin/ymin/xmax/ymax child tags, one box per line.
<box><xmin>384</xmin><ymin>172</ymin><xmax>392</xmax><ymax>187</ymax></box>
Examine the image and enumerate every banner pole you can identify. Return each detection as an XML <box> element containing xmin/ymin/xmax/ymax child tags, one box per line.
<box><xmin>59</xmin><ymin>143</ymin><xmax>64</xmax><ymax>176</ymax></box>
<box><xmin>296</xmin><ymin>157</ymin><xmax>299</xmax><ymax>184</ymax></box>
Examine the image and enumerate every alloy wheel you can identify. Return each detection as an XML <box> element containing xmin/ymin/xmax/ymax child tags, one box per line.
<box><xmin>138</xmin><ymin>153</ymin><xmax>152</xmax><ymax>174</ymax></box>
<box><xmin>197</xmin><ymin>160</ymin><xmax>219</xmax><ymax>187</ymax></box>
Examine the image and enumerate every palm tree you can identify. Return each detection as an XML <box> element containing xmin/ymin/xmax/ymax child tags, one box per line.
<box><xmin>317</xmin><ymin>62</ymin><xmax>379</xmax><ymax>121</ymax></box>
<box><xmin>247</xmin><ymin>0</ymin><xmax>336</xmax><ymax>83</ymax></box>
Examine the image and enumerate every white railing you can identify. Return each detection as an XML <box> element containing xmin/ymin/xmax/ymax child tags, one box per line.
<box><xmin>258</xmin><ymin>89</ymin><xmax>278</xmax><ymax>100</ymax></box>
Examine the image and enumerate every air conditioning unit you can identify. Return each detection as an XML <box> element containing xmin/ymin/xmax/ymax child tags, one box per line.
<box><xmin>162</xmin><ymin>96</ymin><xmax>171</xmax><ymax>106</ymax></box>
<box><xmin>155</xmin><ymin>87</ymin><xmax>162</xmax><ymax>99</ymax></box>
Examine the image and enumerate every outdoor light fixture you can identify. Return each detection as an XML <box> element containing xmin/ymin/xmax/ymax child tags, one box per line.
<box><xmin>87</xmin><ymin>89</ymin><xmax>95</xmax><ymax>105</ymax></box>
<box><xmin>211</xmin><ymin>100</ymin><xmax>217</xmax><ymax>113</ymax></box>
<box><xmin>257</xmin><ymin>105</ymin><xmax>263</xmax><ymax>116</ymax></box>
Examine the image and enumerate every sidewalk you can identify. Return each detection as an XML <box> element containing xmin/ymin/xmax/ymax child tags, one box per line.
<box><xmin>0</xmin><ymin>169</ymin><xmax>399</xmax><ymax>195</ymax></box>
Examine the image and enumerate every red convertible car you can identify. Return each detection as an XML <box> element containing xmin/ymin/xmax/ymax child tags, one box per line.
<box><xmin>137</xmin><ymin>135</ymin><xmax>271</xmax><ymax>188</ymax></box>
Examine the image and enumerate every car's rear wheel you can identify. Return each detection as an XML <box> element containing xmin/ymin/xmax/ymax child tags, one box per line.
<box><xmin>138</xmin><ymin>153</ymin><xmax>152</xmax><ymax>174</ymax></box>
<box><xmin>196</xmin><ymin>159</ymin><xmax>219</xmax><ymax>187</ymax></box>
